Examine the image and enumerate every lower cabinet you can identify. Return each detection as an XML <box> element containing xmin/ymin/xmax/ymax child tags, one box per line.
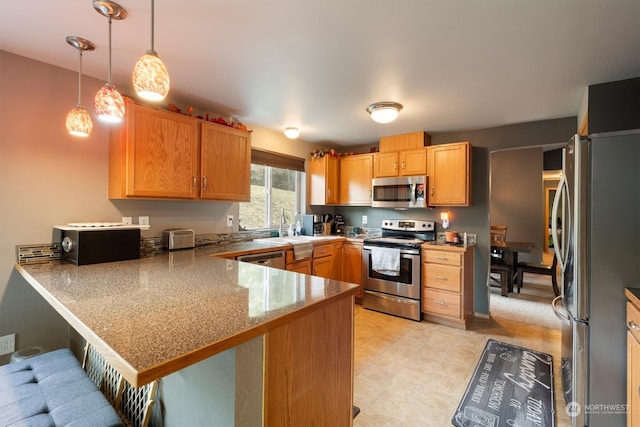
<box><xmin>341</xmin><ymin>240</ymin><xmax>363</xmax><ymax>299</ymax></box>
<box><xmin>285</xmin><ymin>250</ymin><xmax>312</xmax><ymax>274</ymax></box>
<box><xmin>421</xmin><ymin>244</ymin><xmax>475</xmax><ymax>329</ymax></box>
<box><xmin>626</xmin><ymin>291</ymin><xmax>640</xmax><ymax>426</ymax></box>
<box><xmin>312</xmin><ymin>243</ymin><xmax>339</xmax><ymax>279</ymax></box>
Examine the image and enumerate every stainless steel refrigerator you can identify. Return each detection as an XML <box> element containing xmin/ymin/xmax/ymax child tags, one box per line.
<box><xmin>552</xmin><ymin>131</ymin><xmax>640</xmax><ymax>426</ymax></box>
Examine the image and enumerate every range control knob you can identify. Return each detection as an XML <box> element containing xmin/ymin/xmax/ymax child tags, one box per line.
<box><xmin>61</xmin><ymin>236</ymin><xmax>74</xmax><ymax>253</ymax></box>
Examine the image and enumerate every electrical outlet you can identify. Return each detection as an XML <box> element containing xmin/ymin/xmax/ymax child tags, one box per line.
<box><xmin>138</xmin><ymin>216</ymin><xmax>150</xmax><ymax>226</ymax></box>
<box><xmin>0</xmin><ymin>333</ymin><xmax>15</xmax><ymax>356</ymax></box>
<box><xmin>122</xmin><ymin>216</ymin><xmax>132</xmax><ymax>225</ymax></box>
<box><xmin>362</xmin><ymin>215</ymin><xmax>368</xmax><ymax>226</ymax></box>
<box><xmin>227</xmin><ymin>215</ymin><xmax>234</xmax><ymax>227</ymax></box>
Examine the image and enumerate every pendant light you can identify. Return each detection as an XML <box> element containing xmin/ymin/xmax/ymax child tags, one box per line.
<box><xmin>93</xmin><ymin>0</ymin><xmax>127</xmax><ymax>124</ymax></box>
<box><xmin>65</xmin><ymin>36</ymin><xmax>95</xmax><ymax>137</ymax></box>
<box><xmin>132</xmin><ymin>0</ymin><xmax>170</xmax><ymax>101</ymax></box>
<box><xmin>366</xmin><ymin>102</ymin><xmax>403</xmax><ymax>124</ymax></box>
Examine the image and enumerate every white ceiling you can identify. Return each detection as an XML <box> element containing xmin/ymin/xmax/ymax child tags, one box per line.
<box><xmin>2</xmin><ymin>1</ymin><xmax>640</xmax><ymax>146</ymax></box>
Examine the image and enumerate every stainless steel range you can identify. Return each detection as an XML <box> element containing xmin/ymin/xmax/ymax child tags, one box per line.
<box><xmin>362</xmin><ymin>219</ymin><xmax>435</xmax><ymax>321</ymax></box>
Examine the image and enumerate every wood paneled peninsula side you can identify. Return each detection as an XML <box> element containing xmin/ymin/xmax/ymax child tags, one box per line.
<box><xmin>15</xmin><ymin>249</ymin><xmax>358</xmax><ymax>426</ymax></box>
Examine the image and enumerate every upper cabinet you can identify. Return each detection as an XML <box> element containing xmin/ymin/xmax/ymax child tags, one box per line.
<box><xmin>339</xmin><ymin>154</ymin><xmax>373</xmax><ymax>205</ymax></box>
<box><xmin>427</xmin><ymin>141</ymin><xmax>472</xmax><ymax>206</ymax></box>
<box><xmin>307</xmin><ymin>155</ymin><xmax>340</xmax><ymax>205</ymax></box>
<box><xmin>373</xmin><ymin>131</ymin><xmax>430</xmax><ymax>178</ymax></box>
<box><xmin>200</xmin><ymin>122</ymin><xmax>251</xmax><ymax>201</ymax></box>
<box><xmin>378</xmin><ymin>131</ymin><xmax>430</xmax><ymax>152</ymax></box>
<box><xmin>109</xmin><ymin>103</ymin><xmax>251</xmax><ymax>201</ymax></box>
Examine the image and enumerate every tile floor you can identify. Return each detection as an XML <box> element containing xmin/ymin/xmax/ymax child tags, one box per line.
<box><xmin>352</xmin><ymin>305</ymin><xmax>570</xmax><ymax>427</ymax></box>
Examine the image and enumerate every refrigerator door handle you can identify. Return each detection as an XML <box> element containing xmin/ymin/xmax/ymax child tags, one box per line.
<box><xmin>551</xmin><ymin>174</ymin><xmax>569</xmax><ymax>271</ymax></box>
<box><xmin>552</xmin><ymin>295</ymin><xmax>571</xmax><ymax>325</ymax></box>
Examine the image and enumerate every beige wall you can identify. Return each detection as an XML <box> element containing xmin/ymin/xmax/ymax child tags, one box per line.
<box><xmin>0</xmin><ymin>50</ymin><xmax>323</xmax><ymax>358</ymax></box>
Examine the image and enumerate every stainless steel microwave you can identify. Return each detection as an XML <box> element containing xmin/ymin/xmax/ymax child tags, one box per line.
<box><xmin>371</xmin><ymin>176</ymin><xmax>429</xmax><ymax>208</ymax></box>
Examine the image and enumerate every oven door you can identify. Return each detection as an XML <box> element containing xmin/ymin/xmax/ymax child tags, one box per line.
<box><xmin>362</xmin><ymin>246</ymin><xmax>421</xmax><ymax>299</ymax></box>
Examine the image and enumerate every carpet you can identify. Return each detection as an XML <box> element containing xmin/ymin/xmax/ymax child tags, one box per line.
<box><xmin>490</xmin><ymin>272</ymin><xmax>562</xmax><ymax>330</ymax></box>
<box><xmin>452</xmin><ymin>339</ymin><xmax>555</xmax><ymax>427</ymax></box>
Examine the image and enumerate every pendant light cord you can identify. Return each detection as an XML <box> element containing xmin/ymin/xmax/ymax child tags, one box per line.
<box><xmin>150</xmin><ymin>0</ymin><xmax>155</xmax><ymax>53</ymax></box>
<box><xmin>107</xmin><ymin>17</ymin><xmax>112</xmax><ymax>84</ymax></box>
<box><xmin>77</xmin><ymin>50</ymin><xmax>83</xmax><ymax>105</ymax></box>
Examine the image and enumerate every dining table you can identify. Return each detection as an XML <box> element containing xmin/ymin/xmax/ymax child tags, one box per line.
<box><xmin>491</xmin><ymin>240</ymin><xmax>535</xmax><ymax>293</ymax></box>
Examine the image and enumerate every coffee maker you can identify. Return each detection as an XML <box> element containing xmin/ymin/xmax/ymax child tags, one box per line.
<box><xmin>332</xmin><ymin>214</ymin><xmax>345</xmax><ymax>235</ymax></box>
<box><xmin>312</xmin><ymin>215</ymin><xmax>325</xmax><ymax>236</ymax></box>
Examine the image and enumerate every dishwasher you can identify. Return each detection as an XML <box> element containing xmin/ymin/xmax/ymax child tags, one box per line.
<box><xmin>236</xmin><ymin>251</ymin><xmax>286</xmax><ymax>269</ymax></box>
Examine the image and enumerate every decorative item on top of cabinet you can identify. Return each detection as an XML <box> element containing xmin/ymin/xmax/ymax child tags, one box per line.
<box><xmin>625</xmin><ymin>288</ymin><xmax>640</xmax><ymax>426</ymax></box>
<box><xmin>109</xmin><ymin>102</ymin><xmax>252</xmax><ymax>201</ymax></box>
<box><xmin>307</xmin><ymin>153</ymin><xmax>340</xmax><ymax>205</ymax></box>
<box><xmin>426</xmin><ymin>141</ymin><xmax>472</xmax><ymax>206</ymax></box>
<box><xmin>339</xmin><ymin>154</ymin><xmax>373</xmax><ymax>205</ymax></box>
<box><xmin>421</xmin><ymin>244</ymin><xmax>475</xmax><ymax>329</ymax></box>
<box><xmin>109</xmin><ymin>102</ymin><xmax>199</xmax><ymax>199</ymax></box>
<box><xmin>378</xmin><ymin>131</ymin><xmax>431</xmax><ymax>152</ymax></box>
<box><xmin>200</xmin><ymin>121</ymin><xmax>251</xmax><ymax>201</ymax></box>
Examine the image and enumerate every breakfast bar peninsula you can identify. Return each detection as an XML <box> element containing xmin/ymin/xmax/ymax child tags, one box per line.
<box><xmin>15</xmin><ymin>249</ymin><xmax>358</xmax><ymax>426</ymax></box>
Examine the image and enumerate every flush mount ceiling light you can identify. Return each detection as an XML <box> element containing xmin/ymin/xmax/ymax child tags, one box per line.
<box><xmin>132</xmin><ymin>0</ymin><xmax>170</xmax><ymax>101</ymax></box>
<box><xmin>65</xmin><ymin>36</ymin><xmax>95</xmax><ymax>138</ymax></box>
<box><xmin>284</xmin><ymin>127</ymin><xmax>300</xmax><ymax>139</ymax></box>
<box><xmin>93</xmin><ymin>0</ymin><xmax>127</xmax><ymax>124</ymax></box>
<box><xmin>366</xmin><ymin>102</ymin><xmax>403</xmax><ymax>124</ymax></box>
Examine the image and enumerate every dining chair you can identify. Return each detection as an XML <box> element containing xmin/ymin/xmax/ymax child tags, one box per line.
<box><xmin>515</xmin><ymin>252</ymin><xmax>559</xmax><ymax>296</ymax></box>
<box><xmin>490</xmin><ymin>225</ymin><xmax>511</xmax><ymax>296</ymax></box>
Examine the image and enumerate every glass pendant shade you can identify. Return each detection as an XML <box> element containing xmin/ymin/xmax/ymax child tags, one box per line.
<box><xmin>132</xmin><ymin>51</ymin><xmax>170</xmax><ymax>101</ymax></box>
<box><xmin>95</xmin><ymin>83</ymin><xmax>125</xmax><ymax>123</ymax></box>
<box><xmin>66</xmin><ymin>106</ymin><xmax>93</xmax><ymax>137</ymax></box>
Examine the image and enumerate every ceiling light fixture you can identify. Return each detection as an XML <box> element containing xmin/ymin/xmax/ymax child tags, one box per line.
<box><xmin>366</xmin><ymin>102</ymin><xmax>403</xmax><ymax>124</ymax></box>
<box><xmin>284</xmin><ymin>127</ymin><xmax>300</xmax><ymax>139</ymax></box>
<box><xmin>93</xmin><ymin>0</ymin><xmax>127</xmax><ymax>124</ymax></box>
<box><xmin>132</xmin><ymin>0</ymin><xmax>170</xmax><ymax>101</ymax></box>
<box><xmin>65</xmin><ymin>36</ymin><xmax>95</xmax><ymax>138</ymax></box>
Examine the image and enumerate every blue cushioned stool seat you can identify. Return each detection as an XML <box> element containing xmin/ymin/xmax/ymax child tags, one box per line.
<box><xmin>0</xmin><ymin>348</ymin><xmax>123</xmax><ymax>427</ymax></box>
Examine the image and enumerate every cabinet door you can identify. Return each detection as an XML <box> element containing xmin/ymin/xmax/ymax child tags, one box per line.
<box><xmin>427</xmin><ymin>142</ymin><xmax>471</xmax><ymax>206</ymax></box>
<box><xmin>379</xmin><ymin>131</ymin><xmax>428</xmax><ymax>152</ymax></box>
<box><xmin>118</xmin><ymin>104</ymin><xmax>199</xmax><ymax>198</ymax></box>
<box><xmin>287</xmin><ymin>259</ymin><xmax>312</xmax><ymax>275</ymax></box>
<box><xmin>373</xmin><ymin>152</ymin><xmax>399</xmax><ymax>178</ymax></box>
<box><xmin>307</xmin><ymin>156</ymin><xmax>339</xmax><ymax>205</ymax></box>
<box><xmin>313</xmin><ymin>255</ymin><xmax>334</xmax><ymax>279</ymax></box>
<box><xmin>630</xmin><ymin>331</ymin><xmax>640</xmax><ymax>427</ymax></box>
<box><xmin>342</xmin><ymin>242</ymin><xmax>363</xmax><ymax>298</ymax></box>
<box><xmin>340</xmin><ymin>154</ymin><xmax>373</xmax><ymax>205</ymax></box>
<box><xmin>399</xmin><ymin>148</ymin><xmax>427</xmax><ymax>176</ymax></box>
<box><xmin>200</xmin><ymin>122</ymin><xmax>252</xmax><ymax>201</ymax></box>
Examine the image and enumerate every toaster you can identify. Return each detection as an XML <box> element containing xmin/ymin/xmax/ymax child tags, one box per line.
<box><xmin>163</xmin><ymin>229</ymin><xmax>195</xmax><ymax>250</ymax></box>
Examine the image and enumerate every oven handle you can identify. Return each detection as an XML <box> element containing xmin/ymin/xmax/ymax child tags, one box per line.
<box><xmin>363</xmin><ymin>246</ymin><xmax>420</xmax><ymax>256</ymax></box>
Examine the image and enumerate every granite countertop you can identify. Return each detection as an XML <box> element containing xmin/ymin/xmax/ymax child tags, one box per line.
<box><xmin>16</xmin><ymin>250</ymin><xmax>358</xmax><ymax>387</ymax></box>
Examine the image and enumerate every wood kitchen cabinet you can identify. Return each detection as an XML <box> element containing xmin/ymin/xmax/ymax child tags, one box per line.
<box><xmin>373</xmin><ymin>148</ymin><xmax>427</xmax><ymax>178</ymax></box>
<box><xmin>285</xmin><ymin>250</ymin><xmax>312</xmax><ymax>274</ymax></box>
<box><xmin>200</xmin><ymin>121</ymin><xmax>251</xmax><ymax>201</ymax></box>
<box><xmin>307</xmin><ymin>155</ymin><xmax>340</xmax><ymax>205</ymax></box>
<box><xmin>426</xmin><ymin>141</ymin><xmax>472</xmax><ymax>206</ymax></box>
<box><xmin>421</xmin><ymin>244</ymin><xmax>475</xmax><ymax>329</ymax></box>
<box><xmin>109</xmin><ymin>102</ymin><xmax>200</xmax><ymax>199</ymax></box>
<box><xmin>341</xmin><ymin>240</ymin><xmax>363</xmax><ymax>299</ymax></box>
<box><xmin>109</xmin><ymin>102</ymin><xmax>251</xmax><ymax>201</ymax></box>
<box><xmin>378</xmin><ymin>131</ymin><xmax>430</xmax><ymax>152</ymax></box>
<box><xmin>312</xmin><ymin>243</ymin><xmax>336</xmax><ymax>279</ymax></box>
<box><xmin>339</xmin><ymin>154</ymin><xmax>373</xmax><ymax>205</ymax></box>
<box><xmin>626</xmin><ymin>289</ymin><xmax>640</xmax><ymax>426</ymax></box>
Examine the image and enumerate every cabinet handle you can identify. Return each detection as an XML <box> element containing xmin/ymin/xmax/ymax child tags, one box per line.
<box><xmin>430</xmin><ymin>187</ymin><xmax>434</xmax><ymax>196</ymax></box>
<box><xmin>435</xmin><ymin>275</ymin><xmax>448</xmax><ymax>280</ymax></box>
<box><xmin>435</xmin><ymin>300</ymin><xmax>448</xmax><ymax>306</ymax></box>
<box><xmin>192</xmin><ymin>176</ymin><xmax>197</xmax><ymax>190</ymax></box>
<box><xmin>394</xmin><ymin>161</ymin><xmax>397</xmax><ymax>171</ymax></box>
<box><xmin>435</xmin><ymin>256</ymin><xmax>448</xmax><ymax>260</ymax></box>
<box><xmin>628</xmin><ymin>320</ymin><xmax>640</xmax><ymax>331</ymax></box>
<box><xmin>401</xmin><ymin>160</ymin><xmax>405</xmax><ymax>170</ymax></box>
<box><xmin>203</xmin><ymin>176</ymin><xmax>208</xmax><ymax>190</ymax></box>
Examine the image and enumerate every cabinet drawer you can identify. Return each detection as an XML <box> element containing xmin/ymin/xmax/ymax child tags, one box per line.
<box><xmin>313</xmin><ymin>244</ymin><xmax>335</xmax><ymax>258</ymax></box>
<box><xmin>627</xmin><ymin>301</ymin><xmax>640</xmax><ymax>343</ymax></box>
<box><xmin>422</xmin><ymin>289</ymin><xmax>460</xmax><ymax>319</ymax></box>
<box><xmin>423</xmin><ymin>250</ymin><xmax>462</xmax><ymax>267</ymax></box>
<box><xmin>423</xmin><ymin>264</ymin><xmax>461</xmax><ymax>292</ymax></box>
